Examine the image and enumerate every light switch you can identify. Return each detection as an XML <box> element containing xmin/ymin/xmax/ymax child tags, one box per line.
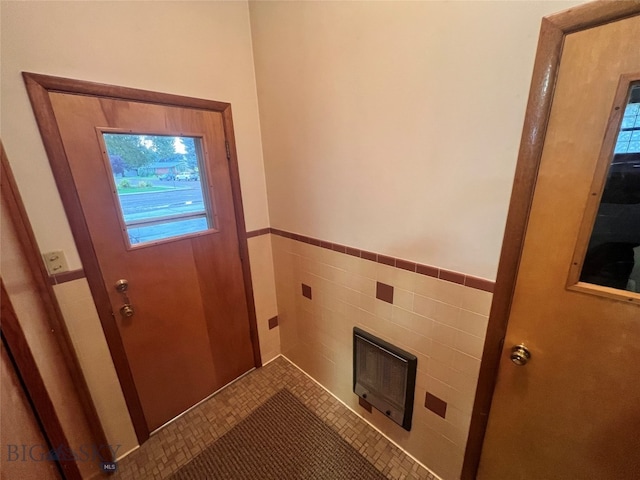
<box><xmin>42</xmin><ymin>250</ymin><xmax>69</xmax><ymax>275</ymax></box>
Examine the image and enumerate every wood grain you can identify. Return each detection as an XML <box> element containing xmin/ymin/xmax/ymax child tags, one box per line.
<box><xmin>461</xmin><ymin>17</ymin><xmax>564</xmax><ymax>478</ymax></box>
<box><xmin>1</xmin><ymin>337</ymin><xmax>62</xmax><ymax>480</ymax></box>
<box><xmin>567</xmin><ymin>72</ymin><xmax>640</xmax><ymax>305</ymax></box>
<box><xmin>42</xmin><ymin>85</ymin><xmax>259</xmax><ymax>432</ymax></box>
<box><xmin>476</xmin><ymin>12</ymin><xmax>640</xmax><ymax>480</ymax></box>
<box><xmin>23</xmin><ymin>73</ymin><xmax>150</xmax><ymax>442</ymax></box>
<box><xmin>463</xmin><ymin>4</ymin><xmax>640</xmax><ymax>479</ymax></box>
<box><xmin>1</xmin><ymin>283</ymin><xmax>82</xmax><ymax>480</ymax></box>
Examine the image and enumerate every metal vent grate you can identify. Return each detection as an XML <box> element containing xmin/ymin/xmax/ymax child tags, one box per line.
<box><xmin>353</xmin><ymin>327</ymin><xmax>417</xmax><ymax>431</ymax></box>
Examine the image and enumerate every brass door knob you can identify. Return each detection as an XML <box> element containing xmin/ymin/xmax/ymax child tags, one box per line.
<box><xmin>120</xmin><ymin>304</ymin><xmax>134</xmax><ymax>318</ymax></box>
<box><xmin>510</xmin><ymin>344</ymin><xmax>531</xmax><ymax>366</ymax></box>
<box><xmin>115</xmin><ymin>279</ymin><xmax>129</xmax><ymax>293</ymax></box>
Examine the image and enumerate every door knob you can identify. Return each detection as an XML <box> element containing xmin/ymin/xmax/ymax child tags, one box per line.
<box><xmin>115</xmin><ymin>279</ymin><xmax>129</xmax><ymax>293</ymax></box>
<box><xmin>510</xmin><ymin>344</ymin><xmax>531</xmax><ymax>366</ymax></box>
<box><xmin>120</xmin><ymin>304</ymin><xmax>135</xmax><ymax>318</ymax></box>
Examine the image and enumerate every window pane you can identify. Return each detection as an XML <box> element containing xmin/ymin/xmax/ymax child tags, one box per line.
<box><xmin>102</xmin><ymin>133</ymin><xmax>214</xmax><ymax>247</ymax></box>
<box><xmin>580</xmin><ymin>84</ymin><xmax>640</xmax><ymax>292</ymax></box>
<box><xmin>127</xmin><ymin>216</ymin><xmax>209</xmax><ymax>245</ymax></box>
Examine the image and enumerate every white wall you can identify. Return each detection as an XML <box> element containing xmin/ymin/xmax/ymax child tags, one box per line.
<box><xmin>251</xmin><ymin>2</ymin><xmax>583</xmax><ymax>478</ymax></box>
<box><xmin>2</xmin><ymin>0</ymin><xmax>269</xmax><ymax>267</ymax></box>
<box><xmin>1</xmin><ymin>0</ymin><xmax>274</xmax><ymax>453</ymax></box>
<box><xmin>250</xmin><ymin>0</ymin><xmax>582</xmax><ymax>280</ymax></box>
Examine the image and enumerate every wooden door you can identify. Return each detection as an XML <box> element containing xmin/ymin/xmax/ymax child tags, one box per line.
<box><xmin>1</xmin><ymin>340</ymin><xmax>61</xmax><ymax>480</ymax></box>
<box><xmin>26</xmin><ymin>77</ymin><xmax>259</xmax><ymax>436</ymax></box>
<box><xmin>476</xmin><ymin>11</ymin><xmax>640</xmax><ymax>480</ymax></box>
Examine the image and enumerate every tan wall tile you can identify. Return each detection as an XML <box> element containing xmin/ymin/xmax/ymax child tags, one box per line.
<box><xmin>452</xmin><ymin>351</ymin><xmax>481</xmax><ymax>378</ymax></box>
<box><xmin>457</xmin><ymin>309</ymin><xmax>489</xmax><ymax>338</ymax></box>
<box><xmin>431</xmin><ymin>301</ymin><xmax>460</xmax><ymax>328</ymax></box>
<box><xmin>431</xmin><ymin>322</ymin><xmax>457</xmax><ymax>346</ymax></box>
<box><xmin>454</xmin><ymin>330</ymin><xmax>485</xmax><ymax>359</ymax></box>
<box><xmin>273</xmin><ymin>238</ymin><xmax>495</xmax><ymax>478</ymax></box>
<box><xmin>460</xmin><ymin>288</ymin><xmax>493</xmax><ymax>316</ymax></box>
<box><xmin>392</xmin><ymin>288</ymin><xmax>414</xmax><ymax>311</ymax></box>
<box><xmin>413</xmin><ymin>294</ymin><xmax>437</xmax><ymax>318</ymax></box>
<box><xmin>53</xmin><ymin>280</ymin><xmax>138</xmax><ymax>452</ymax></box>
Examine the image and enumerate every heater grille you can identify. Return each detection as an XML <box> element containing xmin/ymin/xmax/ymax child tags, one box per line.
<box><xmin>353</xmin><ymin>327</ymin><xmax>417</xmax><ymax>431</ymax></box>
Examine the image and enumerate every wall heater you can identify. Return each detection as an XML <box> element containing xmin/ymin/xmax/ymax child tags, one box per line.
<box><xmin>353</xmin><ymin>327</ymin><xmax>417</xmax><ymax>431</ymax></box>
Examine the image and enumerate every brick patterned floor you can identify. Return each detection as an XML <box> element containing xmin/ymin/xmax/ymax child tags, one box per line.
<box><xmin>111</xmin><ymin>356</ymin><xmax>438</xmax><ymax>480</ymax></box>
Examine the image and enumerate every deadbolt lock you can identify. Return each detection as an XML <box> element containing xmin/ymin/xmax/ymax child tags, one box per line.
<box><xmin>120</xmin><ymin>304</ymin><xmax>134</xmax><ymax>318</ymax></box>
<box><xmin>115</xmin><ymin>279</ymin><xmax>129</xmax><ymax>293</ymax></box>
<box><xmin>510</xmin><ymin>344</ymin><xmax>531</xmax><ymax>366</ymax></box>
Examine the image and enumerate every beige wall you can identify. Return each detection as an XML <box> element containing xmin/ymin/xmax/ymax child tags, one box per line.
<box><xmin>2</xmin><ymin>0</ymin><xmax>588</xmax><ymax>478</ymax></box>
<box><xmin>1</xmin><ymin>0</ymin><xmax>276</xmax><ymax>455</ymax></box>
<box><xmin>250</xmin><ymin>0</ymin><xmax>582</xmax><ymax>280</ymax></box>
<box><xmin>251</xmin><ymin>2</ymin><xmax>583</xmax><ymax>479</ymax></box>
<box><xmin>248</xmin><ymin>234</ymin><xmax>281</xmax><ymax>363</ymax></box>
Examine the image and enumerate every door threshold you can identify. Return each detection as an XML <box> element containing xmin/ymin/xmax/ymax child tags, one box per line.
<box><xmin>150</xmin><ymin>367</ymin><xmax>256</xmax><ymax>436</ymax></box>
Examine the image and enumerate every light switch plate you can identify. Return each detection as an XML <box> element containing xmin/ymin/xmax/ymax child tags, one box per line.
<box><xmin>42</xmin><ymin>250</ymin><xmax>69</xmax><ymax>275</ymax></box>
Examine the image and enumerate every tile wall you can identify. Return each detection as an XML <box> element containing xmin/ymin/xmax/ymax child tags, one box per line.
<box><xmin>270</xmin><ymin>232</ymin><xmax>493</xmax><ymax>480</ymax></box>
<box><xmin>247</xmin><ymin>234</ymin><xmax>281</xmax><ymax>364</ymax></box>
<box><xmin>53</xmin><ymin>279</ymin><xmax>139</xmax><ymax>456</ymax></box>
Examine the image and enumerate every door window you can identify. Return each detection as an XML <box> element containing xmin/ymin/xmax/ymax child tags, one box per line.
<box><xmin>101</xmin><ymin>133</ymin><xmax>216</xmax><ymax>247</ymax></box>
<box><xmin>578</xmin><ymin>83</ymin><xmax>640</xmax><ymax>293</ymax></box>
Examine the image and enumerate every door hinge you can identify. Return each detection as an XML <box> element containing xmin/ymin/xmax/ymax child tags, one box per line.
<box><xmin>225</xmin><ymin>141</ymin><xmax>231</xmax><ymax>160</ymax></box>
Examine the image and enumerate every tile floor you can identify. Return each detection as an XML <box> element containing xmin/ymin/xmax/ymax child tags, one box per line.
<box><xmin>111</xmin><ymin>356</ymin><xmax>439</xmax><ymax>480</ymax></box>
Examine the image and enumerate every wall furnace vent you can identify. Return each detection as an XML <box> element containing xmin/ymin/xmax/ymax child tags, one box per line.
<box><xmin>353</xmin><ymin>327</ymin><xmax>417</xmax><ymax>431</ymax></box>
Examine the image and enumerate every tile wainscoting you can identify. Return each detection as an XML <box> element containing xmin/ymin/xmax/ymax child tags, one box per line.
<box><xmin>267</xmin><ymin>230</ymin><xmax>493</xmax><ymax>480</ymax></box>
<box><xmin>45</xmin><ymin>227</ymin><xmax>492</xmax><ymax>479</ymax></box>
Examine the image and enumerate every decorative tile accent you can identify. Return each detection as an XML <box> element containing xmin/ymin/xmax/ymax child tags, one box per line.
<box><xmin>425</xmin><ymin>392</ymin><xmax>448</xmax><ymax>419</ymax></box>
<box><xmin>396</xmin><ymin>260</ymin><xmax>417</xmax><ymax>273</ymax></box>
<box><xmin>438</xmin><ymin>270</ymin><xmax>465</xmax><ymax>286</ymax></box>
<box><xmin>464</xmin><ymin>275</ymin><xmax>495</xmax><ymax>293</ymax></box>
<box><xmin>302</xmin><ymin>283</ymin><xmax>312</xmax><ymax>299</ymax></box>
<box><xmin>268</xmin><ymin>316</ymin><xmax>279</xmax><ymax>329</ymax></box>
<box><xmin>245</xmin><ymin>227</ymin><xmax>271</xmax><ymax>238</ymax></box>
<box><xmin>378</xmin><ymin>255</ymin><xmax>396</xmax><ymax>267</ymax></box>
<box><xmin>361</xmin><ymin>250</ymin><xmax>377</xmax><ymax>262</ymax></box>
<box><xmin>248</xmin><ymin>228</ymin><xmax>495</xmax><ymax>293</ymax></box>
<box><xmin>416</xmin><ymin>264</ymin><xmax>439</xmax><ymax>278</ymax></box>
<box><xmin>376</xmin><ymin>282</ymin><xmax>394</xmax><ymax>304</ymax></box>
<box><xmin>109</xmin><ymin>357</ymin><xmax>437</xmax><ymax>480</ymax></box>
<box><xmin>332</xmin><ymin>243</ymin><xmax>347</xmax><ymax>254</ymax></box>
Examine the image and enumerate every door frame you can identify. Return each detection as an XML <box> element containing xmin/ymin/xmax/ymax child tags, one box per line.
<box><xmin>2</xmin><ymin>141</ymin><xmax>94</xmax><ymax>480</ymax></box>
<box><xmin>461</xmin><ymin>2</ymin><xmax>640</xmax><ymax>479</ymax></box>
<box><xmin>23</xmin><ymin>73</ymin><xmax>263</xmax><ymax>443</ymax></box>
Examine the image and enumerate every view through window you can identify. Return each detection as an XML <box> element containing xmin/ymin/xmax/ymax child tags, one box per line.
<box><xmin>102</xmin><ymin>133</ymin><xmax>213</xmax><ymax>246</ymax></box>
<box><xmin>580</xmin><ymin>84</ymin><xmax>640</xmax><ymax>292</ymax></box>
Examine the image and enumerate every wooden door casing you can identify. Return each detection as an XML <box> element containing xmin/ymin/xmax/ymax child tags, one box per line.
<box><xmin>1</xmin><ymin>141</ymin><xmax>112</xmax><ymax>477</ymax></box>
<box><xmin>1</xmin><ymin>337</ymin><xmax>62</xmax><ymax>480</ymax></box>
<box><xmin>463</xmin><ymin>3</ymin><xmax>640</xmax><ymax>479</ymax></box>
<box><xmin>24</xmin><ymin>73</ymin><xmax>262</xmax><ymax>442</ymax></box>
